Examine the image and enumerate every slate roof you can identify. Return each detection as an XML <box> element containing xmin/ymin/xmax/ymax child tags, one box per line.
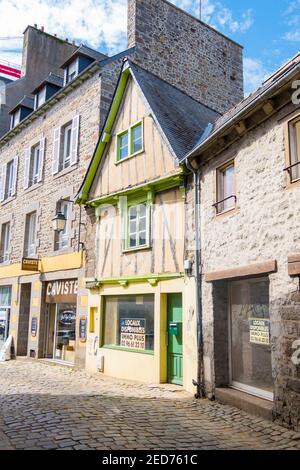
<box><xmin>129</xmin><ymin>61</ymin><xmax>220</xmax><ymax>161</ymax></box>
<box><xmin>9</xmin><ymin>95</ymin><xmax>34</xmax><ymax>114</ymax></box>
<box><xmin>61</xmin><ymin>44</ymin><xmax>108</xmax><ymax>68</ymax></box>
<box><xmin>32</xmin><ymin>73</ymin><xmax>64</xmax><ymax>93</ymax></box>
<box><xmin>187</xmin><ymin>52</ymin><xmax>300</xmax><ymax>158</ymax></box>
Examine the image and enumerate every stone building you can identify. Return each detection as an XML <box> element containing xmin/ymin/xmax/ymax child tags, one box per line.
<box><xmin>186</xmin><ymin>54</ymin><xmax>300</xmax><ymax>429</ymax></box>
<box><xmin>0</xmin><ymin>0</ymin><xmax>244</xmax><ymax>369</ymax></box>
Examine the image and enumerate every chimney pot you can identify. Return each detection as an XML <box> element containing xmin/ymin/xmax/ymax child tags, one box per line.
<box><xmin>34</xmin><ymin>23</ymin><xmax>37</xmax><ymax>28</ymax></box>
<box><xmin>41</xmin><ymin>26</ymin><xmax>44</xmax><ymax>32</ymax></box>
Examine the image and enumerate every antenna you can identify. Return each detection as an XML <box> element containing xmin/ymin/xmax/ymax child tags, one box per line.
<box><xmin>199</xmin><ymin>0</ymin><xmax>202</xmax><ymax>20</ymax></box>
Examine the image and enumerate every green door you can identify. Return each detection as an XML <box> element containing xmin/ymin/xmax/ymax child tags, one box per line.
<box><xmin>167</xmin><ymin>293</ymin><xmax>183</xmax><ymax>385</ymax></box>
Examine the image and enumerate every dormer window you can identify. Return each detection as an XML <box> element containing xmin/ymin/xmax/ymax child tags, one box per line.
<box><xmin>35</xmin><ymin>86</ymin><xmax>46</xmax><ymax>109</ymax></box>
<box><xmin>65</xmin><ymin>59</ymin><xmax>78</xmax><ymax>85</ymax></box>
<box><xmin>10</xmin><ymin>109</ymin><xmax>20</xmax><ymax>129</ymax></box>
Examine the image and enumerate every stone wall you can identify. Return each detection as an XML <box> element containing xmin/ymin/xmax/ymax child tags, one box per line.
<box><xmin>128</xmin><ymin>0</ymin><xmax>244</xmax><ymax>114</ymax></box>
<box><xmin>198</xmin><ymin>102</ymin><xmax>300</xmax><ymax>430</ymax></box>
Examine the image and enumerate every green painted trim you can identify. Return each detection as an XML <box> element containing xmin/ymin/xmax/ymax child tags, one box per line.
<box><xmin>94</xmin><ymin>272</ymin><xmax>184</xmax><ymax>287</ymax></box>
<box><xmin>87</xmin><ymin>172</ymin><xmax>186</xmax><ymax>207</ymax></box>
<box><xmin>101</xmin><ymin>345</ymin><xmax>154</xmax><ymax>356</ymax></box>
<box><xmin>76</xmin><ymin>67</ymin><xmax>131</xmax><ymax>204</ymax></box>
<box><xmin>116</xmin><ymin>120</ymin><xmax>144</xmax><ymax>163</ymax></box>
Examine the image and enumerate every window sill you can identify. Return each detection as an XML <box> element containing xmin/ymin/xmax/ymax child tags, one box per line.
<box><xmin>122</xmin><ymin>244</ymin><xmax>151</xmax><ymax>253</ymax></box>
<box><xmin>115</xmin><ymin>149</ymin><xmax>144</xmax><ymax>165</ymax></box>
<box><xmin>286</xmin><ymin>178</ymin><xmax>300</xmax><ymax>190</ymax></box>
<box><xmin>215</xmin><ymin>206</ymin><xmax>239</xmax><ymax>220</ymax></box>
<box><xmin>53</xmin><ymin>164</ymin><xmax>78</xmax><ymax>180</ymax></box>
<box><xmin>101</xmin><ymin>345</ymin><xmax>154</xmax><ymax>356</ymax></box>
<box><xmin>0</xmin><ymin>196</ymin><xmax>16</xmax><ymax>206</ymax></box>
<box><xmin>24</xmin><ymin>182</ymin><xmax>43</xmax><ymax>194</ymax></box>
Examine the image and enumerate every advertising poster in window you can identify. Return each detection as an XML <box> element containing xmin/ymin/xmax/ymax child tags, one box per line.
<box><xmin>249</xmin><ymin>318</ymin><xmax>270</xmax><ymax>345</ymax></box>
<box><xmin>120</xmin><ymin>318</ymin><xmax>146</xmax><ymax>350</ymax></box>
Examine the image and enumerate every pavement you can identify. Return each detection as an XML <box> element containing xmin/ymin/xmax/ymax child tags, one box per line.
<box><xmin>0</xmin><ymin>358</ymin><xmax>300</xmax><ymax>450</ymax></box>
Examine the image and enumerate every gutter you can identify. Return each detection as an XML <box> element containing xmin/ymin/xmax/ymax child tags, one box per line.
<box><xmin>185</xmin><ymin>158</ymin><xmax>204</xmax><ymax>399</ymax></box>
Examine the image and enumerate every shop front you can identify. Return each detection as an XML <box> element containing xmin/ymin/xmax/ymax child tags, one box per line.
<box><xmin>44</xmin><ymin>279</ymin><xmax>78</xmax><ymax>364</ymax></box>
<box><xmin>0</xmin><ymin>286</ymin><xmax>11</xmax><ymax>349</ymax></box>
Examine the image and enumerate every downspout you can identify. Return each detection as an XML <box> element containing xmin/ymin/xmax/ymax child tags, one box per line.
<box><xmin>185</xmin><ymin>157</ymin><xmax>204</xmax><ymax>399</ymax></box>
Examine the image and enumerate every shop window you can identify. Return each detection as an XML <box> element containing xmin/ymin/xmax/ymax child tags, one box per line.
<box><xmin>117</xmin><ymin>121</ymin><xmax>143</xmax><ymax>162</ymax></box>
<box><xmin>215</xmin><ymin>161</ymin><xmax>236</xmax><ymax>214</ymax></box>
<box><xmin>0</xmin><ymin>286</ymin><xmax>11</xmax><ymax>348</ymax></box>
<box><xmin>103</xmin><ymin>295</ymin><xmax>154</xmax><ymax>352</ymax></box>
<box><xmin>0</xmin><ymin>222</ymin><xmax>10</xmax><ymax>263</ymax></box>
<box><xmin>287</xmin><ymin>116</ymin><xmax>300</xmax><ymax>183</ymax></box>
<box><xmin>24</xmin><ymin>211</ymin><xmax>37</xmax><ymax>257</ymax></box>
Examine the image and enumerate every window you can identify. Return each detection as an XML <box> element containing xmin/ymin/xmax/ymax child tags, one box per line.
<box><xmin>215</xmin><ymin>161</ymin><xmax>236</xmax><ymax>214</ymax></box>
<box><xmin>24</xmin><ymin>211</ymin><xmax>37</xmax><ymax>257</ymax></box>
<box><xmin>10</xmin><ymin>109</ymin><xmax>20</xmax><ymax>129</ymax></box>
<box><xmin>35</xmin><ymin>87</ymin><xmax>46</xmax><ymax>109</ymax></box>
<box><xmin>31</xmin><ymin>144</ymin><xmax>41</xmax><ymax>185</ymax></box>
<box><xmin>61</xmin><ymin>123</ymin><xmax>72</xmax><ymax>170</ymax></box>
<box><xmin>0</xmin><ymin>222</ymin><xmax>10</xmax><ymax>263</ymax></box>
<box><xmin>128</xmin><ymin>203</ymin><xmax>148</xmax><ymax>249</ymax></box>
<box><xmin>52</xmin><ymin>116</ymin><xmax>80</xmax><ymax>175</ymax></box>
<box><xmin>54</xmin><ymin>201</ymin><xmax>69</xmax><ymax>250</ymax></box>
<box><xmin>288</xmin><ymin>117</ymin><xmax>300</xmax><ymax>183</ymax></box>
<box><xmin>117</xmin><ymin>122</ymin><xmax>143</xmax><ymax>161</ymax></box>
<box><xmin>118</xmin><ymin>131</ymin><xmax>129</xmax><ymax>160</ymax></box>
<box><xmin>131</xmin><ymin>123</ymin><xmax>143</xmax><ymax>154</ymax></box>
<box><xmin>103</xmin><ymin>295</ymin><xmax>154</xmax><ymax>352</ymax></box>
<box><xmin>65</xmin><ymin>60</ymin><xmax>78</xmax><ymax>84</ymax></box>
<box><xmin>24</xmin><ymin>140</ymin><xmax>45</xmax><ymax>189</ymax></box>
<box><xmin>0</xmin><ymin>157</ymin><xmax>18</xmax><ymax>202</ymax></box>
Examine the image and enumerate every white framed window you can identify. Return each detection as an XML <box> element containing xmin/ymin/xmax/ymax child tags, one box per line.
<box><xmin>52</xmin><ymin>116</ymin><xmax>80</xmax><ymax>175</ymax></box>
<box><xmin>35</xmin><ymin>87</ymin><xmax>46</xmax><ymax>109</ymax></box>
<box><xmin>0</xmin><ymin>222</ymin><xmax>10</xmax><ymax>263</ymax></box>
<box><xmin>117</xmin><ymin>121</ymin><xmax>144</xmax><ymax>162</ymax></box>
<box><xmin>65</xmin><ymin>59</ymin><xmax>78</xmax><ymax>85</ymax></box>
<box><xmin>10</xmin><ymin>109</ymin><xmax>20</xmax><ymax>129</ymax></box>
<box><xmin>24</xmin><ymin>139</ymin><xmax>45</xmax><ymax>189</ymax></box>
<box><xmin>0</xmin><ymin>156</ymin><xmax>18</xmax><ymax>202</ymax></box>
<box><xmin>215</xmin><ymin>161</ymin><xmax>236</xmax><ymax>214</ymax></box>
<box><xmin>288</xmin><ymin>117</ymin><xmax>300</xmax><ymax>183</ymax></box>
<box><xmin>55</xmin><ymin>201</ymin><xmax>70</xmax><ymax>251</ymax></box>
<box><xmin>24</xmin><ymin>211</ymin><xmax>37</xmax><ymax>257</ymax></box>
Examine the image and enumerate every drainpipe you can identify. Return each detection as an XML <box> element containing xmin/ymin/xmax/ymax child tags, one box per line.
<box><xmin>185</xmin><ymin>158</ymin><xmax>204</xmax><ymax>399</ymax></box>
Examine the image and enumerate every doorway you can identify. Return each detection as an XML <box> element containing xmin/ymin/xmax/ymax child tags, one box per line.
<box><xmin>229</xmin><ymin>277</ymin><xmax>273</xmax><ymax>401</ymax></box>
<box><xmin>167</xmin><ymin>293</ymin><xmax>183</xmax><ymax>385</ymax></box>
<box><xmin>44</xmin><ymin>303</ymin><xmax>76</xmax><ymax>363</ymax></box>
<box><xmin>17</xmin><ymin>283</ymin><xmax>31</xmax><ymax>356</ymax></box>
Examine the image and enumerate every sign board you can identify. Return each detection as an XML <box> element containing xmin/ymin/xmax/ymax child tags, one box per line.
<box><xmin>79</xmin><ymin>316</ymin><xmax>87</xmax><ymax>343</ymax></box>
<box><xmin>31</xmin><ymin>317</ymin><xmax>38</xmax><ymax>337</ymax></box>
<box><xmin>45</xmin><ymin>280</ymin><xmax>78</xmax><ymax>304</ymax></box>
<box><xmin>249</xmin><ymin>318</ymin><xmax>270</xmax><ymax>345</ymax></box>
<box><xmin>120</xmin><ymin>318</ymin><xmax>146</xmax><ymax>350</ymax></box>
<box><xmin>22</xmin><ymin>258</ymin><xmax>39</xmax><ymax>272</ymax></box>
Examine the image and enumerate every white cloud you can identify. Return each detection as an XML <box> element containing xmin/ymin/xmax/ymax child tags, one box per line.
<box><xmin>283</xmin><ymin>0</ymin><xmax>300</xmax><ymax>42</ymax></box>
<box><xmin>243</xmin><ymin>57</ymin><xmax>271</xmax><ymax>96</ymax></box>
<box><xmin>171</xmin><ymin>0</ymin><xmax>254</xmax><ymax>34</ymax></box>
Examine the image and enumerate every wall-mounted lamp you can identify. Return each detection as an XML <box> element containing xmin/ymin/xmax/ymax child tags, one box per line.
<box><xmin>52</xmin><ymin>198</ymin><xmax>85</xmax><ymax>252</ymax></box>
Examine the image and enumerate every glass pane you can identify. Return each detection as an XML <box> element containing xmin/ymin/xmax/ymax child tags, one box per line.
<box><xmin>130</xmin><ymin>234</ymin><xmax>137</xmax><ymax>248</ymax></box>
<box><xmin>132</xmin><ymin>125</ymin><xmax>142</xmax><ymax>153</ymax></box>
<box><xmin>139</xmin><ymin>216</ymin><xmax>146</xmax><ymax>232</ymax></box>
<box><xmin>139</xmin><ymin>231</ymin><xmax>146</xmax><ymax>246</ymax></box>
<box><xmin>129</xmin><ymin>206</ymin><xmax>137</xmax><ymax>220</ymax></box>
<box><xmin>119</xmin><ymin>133</ymin><xmax>129</xmax><ymax>160</ymax></box>
<box><xmin>104</xmin><ymin>295</ymin><xmax>154</xmax><ymax>351</ymax></box>
<box><xmin>130</xmin><ymin>221</ymin><xmax>136</xmax><ymax>234</ymax></box>
<box><xmin>290</xmin><ymin>120</ymin><xmax>300</xmax><ymax>181</ymax></box>
<box><xmin>54</xmin><ymin>304</ymin><xmax>76</xmax><ymax>363</ymax></box>
<box><xmin>230</xmin><ymin>278</ymin><xmax>273</xmax><ymax>394</ymax></box>
<box><xmin>139</xmin><ymin>203</ymin><xmax>146</xmax><ymax>218</ymax></box>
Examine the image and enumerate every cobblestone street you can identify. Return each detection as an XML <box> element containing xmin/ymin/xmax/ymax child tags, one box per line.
<box><xmin>0</xmin><ymin>359</ymin><xmax>300</xmax><ymax>450</ymax></box>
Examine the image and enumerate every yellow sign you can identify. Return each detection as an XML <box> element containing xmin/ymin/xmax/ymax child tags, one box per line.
<box><xmin>21</xmin><ymin>258</ymin><xmax>39</xmax><ymax>271</ymax></box>
<box><xmin>249</xmin><ymin>318</ymin><xmax>270</xmax><ymax>345</ymax></box>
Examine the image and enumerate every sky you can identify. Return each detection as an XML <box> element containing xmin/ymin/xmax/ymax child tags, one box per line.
<box><xmin>0</xmin><ymin>0</ymin><xmax>299</xmax><ymax>96</ymax></box>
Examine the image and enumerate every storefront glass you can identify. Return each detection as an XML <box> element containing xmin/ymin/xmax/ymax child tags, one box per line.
<box><xmin>53</xmin><ymin>304</ymin><xmax>76</xmax><ymax>363</ymax></box>
<box><xmin>0</xmin><ymin>287</ymin><xmax>11</xmax><ymax>349</ymax></box>
<box><xmin>230</xmin><ymin>278</ymin><xmax>273</xmax><ymax>399</ymax></box>
<box><xmin>104</xmin><ymin>295</ymin><xmax>154</xmax><ymax>352</ymax></box>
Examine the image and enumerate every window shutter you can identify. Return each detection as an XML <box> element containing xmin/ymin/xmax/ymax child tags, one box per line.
<box><xmin>11</xmin><ymin>155</ymin><xmax>18</xmax><ymax>196</ymax></box>
<box><xmin>24</xmin><ymin>147</ymin><xmax>30</xmax><ymax>189</ymax></box>
<box><xmin>70</xmin><ymin>115</ymin><xmax>80</xmax><ymax>166</ymax></box>
<box><xmin>0</xmin><ymin>164</ymin><xmax>6</xmax><ymax>202</ymax></box>
<box><xmin>52</xmin><ymin>127</ymin><xmax>61</xmax><ymax>174</ymax></box>
<box><xmin>37</xmin><ymin>137</ymin><xmax>45</xmax><ymax>182</ymax></box>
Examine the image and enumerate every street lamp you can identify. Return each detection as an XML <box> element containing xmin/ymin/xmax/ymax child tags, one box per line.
<box><xmin>52</xmin><ymin>211</ymin><xmax>66</xmax><ymax>233</ymax></box>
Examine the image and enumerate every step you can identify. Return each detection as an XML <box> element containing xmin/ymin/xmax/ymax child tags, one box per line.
<box><xmin>215</xmin><ymin>387</ymin><xmax>274</xmax><ymax>421</ymax></box>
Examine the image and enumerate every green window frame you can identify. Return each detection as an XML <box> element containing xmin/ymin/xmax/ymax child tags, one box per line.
<box><xmin>121</xmin><ymin>192</ymin><xmax>152</xmax><ymax>252</ymax></box>
<box><xmin>116</xmin><ymin>121</ymin><xmax>143</xmax><ymax>162</ymax></box>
